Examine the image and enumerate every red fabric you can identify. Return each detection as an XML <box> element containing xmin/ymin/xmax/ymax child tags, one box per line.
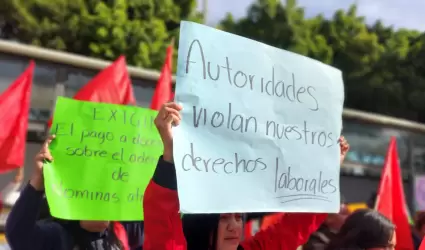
<box><xmin>260</xmin><ymin>213</ymin><xmax>285</xmax><ymax>231</ymax></box>
<box><xmin>420</xmin><ymin>238</ymin><xmax>425</xmax><ymax>250</ymax></box>
<box><xmin>113</xmin><ymin>222</ymin><xmax>130</xmax><ymax>250</ymax></box>
<box><xmin>0</xmin><ymin>61</ymin><xmax>34</xmax><ymax>173</ymax></box>
<box><xmin>375</xmin><ymin>137</ymin><xmax>414</xmax><ymax>250</ymax></box>
<box><xmin>150</xmin><ymin>44</ymin><xmax>173</xmax><ymax>110</ymax></box>
<box><xmin>47</xmin><ymin>56</ymin><xmax>135</xmax><ymax>127</ymax></box>
<box><xmin>244</xmin><ymin>219</ymin><xmax>260</xmax><ymax>239</ymax></box>
<box><xmin>143</xmin><ymin>180</ymin><xmax>327</xmax><ymax>250</ymax></box>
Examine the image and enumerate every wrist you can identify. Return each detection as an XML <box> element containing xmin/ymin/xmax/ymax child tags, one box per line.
<box><xmin>29</xmin><ymin>175</ymin><xmax>44</xmax><ymax>191</ymax></box>
<box><xmin>163</xmin><ymin>149</ymin><xmax>174</xmax><ymax>163</ymax></box>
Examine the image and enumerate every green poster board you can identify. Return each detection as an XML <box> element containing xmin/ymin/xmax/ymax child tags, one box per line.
<box><xmin>44</xmin><ymin>97</ymin><xmax>162</xmax><ymax>220</ymax></box>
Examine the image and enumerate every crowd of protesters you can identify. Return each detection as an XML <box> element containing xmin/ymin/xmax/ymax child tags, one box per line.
<box><xmin>0</xmin><ymin>102</ymin><xmax>407</xmax><ymax>250</ymax></box>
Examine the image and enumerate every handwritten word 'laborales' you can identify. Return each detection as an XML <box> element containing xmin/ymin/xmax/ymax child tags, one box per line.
<box><xmin>274</xmin><ymin>157</ymin><xmax>337</xmax><ymax>204</ymax></box>
<box><xmin>184</xmin><ymin>39</ymin><xmax>319</xmax><ymax>111</ymax></box>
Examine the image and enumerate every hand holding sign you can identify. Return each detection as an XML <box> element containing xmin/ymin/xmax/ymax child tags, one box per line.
<box><xmin>43</xmin><ymin>97</ymin><xmax>162</xmax><ymax>220</ymax></box>
<box><xmin>154</xmin><ymin>102</ymin><xmax>182</xmax><ymax>162</ymax></box>
<box><xmin>339</xmin><ymin>136</ymin><xmax>350</xmax><ymax>165</ymax></box>
<box><xmin>173</xmin><ymin>22</ymin><xmax>345</xmax><ymax>213</ymax></box>
<box><xmin>30</xmin><ymin>135</ymin><xmax>55</xmax><ymax>191</ymax></box>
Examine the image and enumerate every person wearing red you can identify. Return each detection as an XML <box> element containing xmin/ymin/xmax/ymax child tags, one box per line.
<box><xmin>143</xmin><ymin>102</ymin><xmax>350</xmax><ymax>250</ymax></box>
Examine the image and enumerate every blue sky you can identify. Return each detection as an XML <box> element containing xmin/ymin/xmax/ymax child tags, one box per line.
<box><xmin>197</xmin><ymin>0</ymin><xmax>425</xmax><ymax>31</ymax></box>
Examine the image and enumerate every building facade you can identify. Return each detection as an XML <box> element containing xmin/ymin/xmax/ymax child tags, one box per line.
<box><xmin>0</xmin><ymin>40</ymin><xmax>424</xmax><ymax>213</ymax></box>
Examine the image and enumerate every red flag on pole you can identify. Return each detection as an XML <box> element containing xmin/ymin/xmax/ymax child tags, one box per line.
<box><xmin>0</xmin><ymin>61</ymin><xmax>34</xmax><ymax>173</ymax></box>
<box><xmin>47</xmin><ymin>56</ymin><xmax>135</xmax><ymax>127</ymax></box>
<box><xmin>150</xmin><ymin>42</ymin><xmax>174</xmax><ymax>110</ymax></box>
<box><xmin>375</xmin><ymin>137</ymin><xmax>414</xmax><ymax>250</ymax></box>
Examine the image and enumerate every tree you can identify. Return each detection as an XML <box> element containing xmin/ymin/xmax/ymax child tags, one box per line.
<box><xmin>218</xmin><ymin>0</ymin><xmax>425</xmax><ymax>123</ymax></box>
<box><xmin>219</xmin><ymin>0</ymin><xmax>333</xmax><ymax>64</ymax></box>
<box><xmin>0</xmin><ymin>0</ymin><xmax>202</xmax><ymax>70</ymax></box>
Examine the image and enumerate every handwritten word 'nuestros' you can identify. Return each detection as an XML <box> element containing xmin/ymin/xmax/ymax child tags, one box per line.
<box><xmin>190</xmin><ymin>102</ymin><xmax>337</xmax><ymax>148</ymax></box>
<box><xmin>185</xmin><ymin>39</ymin><xmax>319</xmax><ymax>111</ymax></box>
<box><xmin>181</xmin><ymin>143</ymin><xmax>267</xmax><ymax>174</ymax></box>
<box><xmin>92</xmin><ymin>107</ymin><xmax>154</xmax><ymax>128</ymax></box>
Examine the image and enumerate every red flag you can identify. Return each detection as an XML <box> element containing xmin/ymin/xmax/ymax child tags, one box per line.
<box><xmin>150</xmin><ymin>43</ymin><xmax>174</xmax><ymax>110</ymax></box>
<box><xmin>375</xmin><ymin>137</ymin><xmax>414</xmax><ymax>250</ymax></box>
<box><xmin>419</xmin><ymin>237</ymin><xmax>425</xmax><ymax>250</ymax></box>
<box><xmin>0</xmin><ymin>62</ymin><xmax>34</xmax><ymax>173</ymax></box>
<box><xmin>47</xmin><ymin>56</ymin><xmax>135</xmax><ymax>127</ymax></box>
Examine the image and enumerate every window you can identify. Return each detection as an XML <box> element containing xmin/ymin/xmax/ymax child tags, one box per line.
<box><xmin>132</xmin><ymin>78</ymin><xmax>155</xmax><ymax>107</ymax></box>
<box><xmin>341</xmin><ymin>120</ymin><xmax>410</xmax><ymax>178</ymax></box>
<box><xmin>56</xmin><ymin>65</ymin><xmax>97</xmax><ymax>98</ymax></box>
<box><xmin>0</xmin><ymin>54</ymin><xmax>27</xmax><ymax>93</ymax></box>
<box><xmin>31</xmin><ymin>62</ymin><xmax>57</xmax><ymax>117</ymax></box>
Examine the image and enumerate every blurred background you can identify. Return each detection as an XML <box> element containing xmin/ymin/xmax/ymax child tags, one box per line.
<box><xmin>0</xmin><ymin>0</ymin><xmax>425</xmax><ymax>241</ymax></box>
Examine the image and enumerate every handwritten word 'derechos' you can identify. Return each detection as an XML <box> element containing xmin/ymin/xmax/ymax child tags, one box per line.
<box><xmin>181</xmin><ymin>143</ymin><xmax>267</xmax><ymax>174</ymax></box>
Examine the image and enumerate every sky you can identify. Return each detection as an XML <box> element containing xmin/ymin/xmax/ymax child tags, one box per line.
<box><xmin>197</xmin><ymin>0</ymin><xmax>425</xmax><ymax>31</ymax></box>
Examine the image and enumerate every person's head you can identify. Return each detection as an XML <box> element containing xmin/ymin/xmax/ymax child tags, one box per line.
<box><xmin>326</xmin><ymin>209</ymin><xmax>395</xmax><ymax>250</ymax></box>
<box><xmin>183</xmin><ymin>213</ymin><xmax>243</xmax><ymax>250</ymax></box>
<box><xmin>79</xmin><ymin>220</ymin><xmax>110</xmax><ymax>232</ymax></box>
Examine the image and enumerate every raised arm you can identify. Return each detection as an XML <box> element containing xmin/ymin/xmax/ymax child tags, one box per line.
<box><xmin>240</xmin><ymin>136</ymin><xmax>349</xmax><ymax>250</ymax></box>
<box><xmin>143</xmin><ymin>157</ymin><xmax>186</xmax><ymax>250</ymax></box>
<box><xmin>143</xmin><ymin>102</ymin><xmax>184</xmax><ymax>250</ymax></box>
<box><xmin>241</xmin><ymin>213</ymin><xmax>327</xmax><ymax>250</ymax></box>
<box><xmin>6</xmin><ymin>135</ymin><xmax>58</xmax><ymax>250</ymax></box>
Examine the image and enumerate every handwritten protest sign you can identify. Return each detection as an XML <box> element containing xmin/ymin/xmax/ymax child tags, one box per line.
<box><xmin>44</xmin><ymin>97</ymin><xmax>161</xmax><ymax>220</ymax></box>
<box><xmin>173</xmin><ymin>22</ymin><xmax>345</xmax><ymax>213</ymax></box>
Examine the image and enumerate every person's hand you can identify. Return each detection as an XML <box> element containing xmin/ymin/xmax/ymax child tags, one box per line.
<box><xmin>154</xmin><ymin>102</ymin><xmax>182</xmax><ymax>162</ymax></box>
<box><xmin>13</xmin><ymin>167</ymin><xmax>24</xmax><ymax>183</ymax></box>
<box><xmin>30</xmin><ymin>135</ymin><xmax>55</xmax><ymax>191</ymax></box>
<box><xmin>339</xmin><ymin>136</ymin><xmax>349</xmax><ymax>165</ymax></box>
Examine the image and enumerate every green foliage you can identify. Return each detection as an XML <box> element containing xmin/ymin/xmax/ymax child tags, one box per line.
<box><xmin>1</xmin><ymin>0</ymin><xmax>425</xmax><ymax>122</ymax></box>
<box><xmin>0</xmin><ymin>0</ymin><xmax>202</xmax><ymax>69</ymax></box>
<box><xmin>219</xmin><ymin>0</ymin><xmax>425</xmax><ymax>123</ymax></box>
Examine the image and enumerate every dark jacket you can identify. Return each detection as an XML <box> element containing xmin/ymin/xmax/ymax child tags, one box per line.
<box><xmin>143</xmin><ymin>156</ymin><xmax>327</xmax><ymax>250</ymax></box>
<box><xmin>303</xmin><ymin>224</ymin><xmax>337</xmax><ymax>250</ymax></box>
<box><xmin>5</xmin><ymin>184</ymin><xmax>144</xmax><ymax>250</ymax></box>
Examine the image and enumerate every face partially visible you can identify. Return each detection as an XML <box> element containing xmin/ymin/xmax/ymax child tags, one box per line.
<box><xmin>80</xmin><ymin>220</ymin><xmax>110</xmax><ymax>232</ymax></box>
<box><xmin>215</xmin><ymin>213</ymin><xmax>243</xmax><ymax>250</ymax></box>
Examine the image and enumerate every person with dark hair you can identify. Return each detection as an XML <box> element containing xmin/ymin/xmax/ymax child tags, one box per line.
<box><xmin>5</xmin><ymin>135</ymin><xmax>144</xmax><ymax>250</ymax></box>
<box><xmin>143</xmin><ymin>102</ymin><xmax>349</xmax><ymax>250</ymax></box>
<box><xmin>325</xmin><ymin>209</ymin><xmax>395</xmax><ymax>250</ymax></box>
<box><xmin>303</xmin><ymin>198</ymin><xmax>350</xmax><ymax>250</ymax></box>
<box><xmin>304</xmin><ymin>137</ymin><xmax>350</xmax><ymax>250</ymax></box>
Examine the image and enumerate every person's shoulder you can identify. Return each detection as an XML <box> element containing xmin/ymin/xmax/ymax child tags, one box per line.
<box><xmin>36</xmin><ymin>219</ymin><xmax>70</xmax><ymax>238</ymax></box>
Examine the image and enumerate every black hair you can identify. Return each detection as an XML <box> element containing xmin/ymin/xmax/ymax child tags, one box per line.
<box><xmin>54</xmin><ymin>219</ymin><xmax>123</xmax><ymax>250</ymax></box>
<box><xmin>326</xmin><ymin>209</ymin><xmax>395</xmax><ymax>250</ymax></box>
<box><xmin>182</xmin><ymin>214</ymin><xmax>220</xmax><ymax>250</ymax></box>
<box><xmin>182</xmin><ymin>214</ymin><xmax>245</xmax><ymax>250</ymax></box>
